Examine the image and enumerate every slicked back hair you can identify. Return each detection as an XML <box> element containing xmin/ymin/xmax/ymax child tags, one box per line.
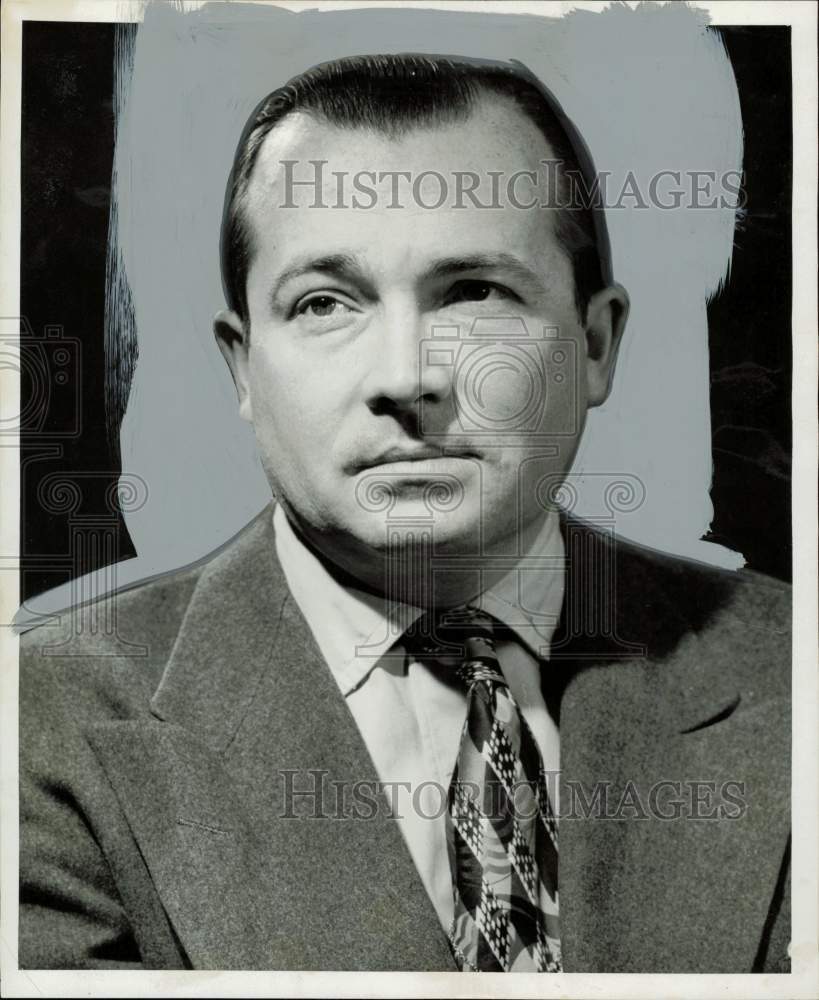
<box><xmin>220</xmin><ymin>53</ymin><xmax>612</xmax><ymax>324</ymax></box>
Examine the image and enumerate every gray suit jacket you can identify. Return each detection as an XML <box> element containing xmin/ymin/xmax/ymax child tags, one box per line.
<box><xmin>19</xmin><ymin>506</ymin><xmax>791</xmax><ymax>972</ymax></box>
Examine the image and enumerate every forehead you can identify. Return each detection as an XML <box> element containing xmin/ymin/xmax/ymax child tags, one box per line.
<box><xmin>251</xmin><ymin>92</ymin><xmax>555</xmax><ymax>178</ymax></box>
<box><xmin>241</xmin><ymin>95</ymin><xmax>567</xmax><ymax>278</ymax></box>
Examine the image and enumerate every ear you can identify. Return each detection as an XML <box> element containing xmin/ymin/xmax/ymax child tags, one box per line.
<box><xmin>583</xmin><ymin>283</ymin><xmax>629</xmax><ymax>407</ymax></box>
<box><xmin>214</xmin><ymin>309</ymin><xmax>253</xmax><ymax>422</ymax></box>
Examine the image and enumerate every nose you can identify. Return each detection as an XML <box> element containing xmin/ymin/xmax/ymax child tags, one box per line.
<box><xmin>362</xmin><ymin>300</ymin><xmax>453</xmax><ymax>418</ymax></box>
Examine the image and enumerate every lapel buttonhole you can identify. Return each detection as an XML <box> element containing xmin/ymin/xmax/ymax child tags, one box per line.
<box><xmin>679</xmin><ymin>695</ymin><xmax>742</xmax><ymax>735</ymax></box>
<box><xmin>177</xmin><ymin>817</ymin><xmax>234</xmax><ymax>835</ymax></box>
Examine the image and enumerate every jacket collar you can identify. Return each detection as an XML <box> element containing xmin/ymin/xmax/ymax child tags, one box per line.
<box><xmin>150</xmin><ymin>506</ymin><xmax>289</xmax><ymax>752</ymax></box>
<box><xmin>550</xmin><ymin>509</ymin><xmax>746</xmax><ymax>734</ymax></box>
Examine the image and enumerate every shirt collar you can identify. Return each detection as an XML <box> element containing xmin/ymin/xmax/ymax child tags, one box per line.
<box><xmin>273</xmin><ymin>503</ymin><xmax>565</xmax><ymax>696</ymax></box>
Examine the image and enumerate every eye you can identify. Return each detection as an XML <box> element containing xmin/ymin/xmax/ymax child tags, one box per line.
<box><xmin>296</xmin><ymin>294</ymin><xmax>354</xmax><ymax>319</ymax></box>
<box><xmin>443</xmin><ymin>280</ymin><xmax>516</xmax><ymax>306</ymax></box>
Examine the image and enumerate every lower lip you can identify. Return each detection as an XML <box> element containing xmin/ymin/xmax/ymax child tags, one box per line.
<box><xmin>362</xmin><ymin>456</ymin><xmax>479</xmax><ymax>476</ymax></box>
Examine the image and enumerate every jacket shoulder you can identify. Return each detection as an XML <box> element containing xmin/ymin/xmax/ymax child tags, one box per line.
<box><xmin>19</xmin><ymin>506</ymin><xmax>278</xmax><ymax>725</ymax></box>
<box><xmin>620</xmin><ymin>532</ymin><xmax>790</xmax><ymax>636</ymax></box>
<box><xmin>559</xmin><ymin>514</ymin><xmax>791</xmax><ymax>695</ymax></box>
<box><xmin>19</xmin><ymin>560</ymin><xmax>203</xmax><ymax>726</ymax></box>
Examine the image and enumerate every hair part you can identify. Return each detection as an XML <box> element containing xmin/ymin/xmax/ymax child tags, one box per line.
<box><xmin>220</xmin><ymin>53</ymin><xmax>612</xmax><ymax>325</ymax></box>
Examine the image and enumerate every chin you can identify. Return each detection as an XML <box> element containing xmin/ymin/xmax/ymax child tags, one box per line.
<box><xmin>346</xmin><ymin>507</ymin><xmax>480</xmax><ymax>555</ymax></box>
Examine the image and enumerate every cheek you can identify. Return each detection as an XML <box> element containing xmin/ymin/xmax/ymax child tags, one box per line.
<box><xmin>247</xmin><ymin>341</ymin><xmax>349</xmax><ymax>454</ymax></box>
<box><xmin>247</xmin><ymin>346</ymin><xmax>311</xmax><ymax>448</ymax></box>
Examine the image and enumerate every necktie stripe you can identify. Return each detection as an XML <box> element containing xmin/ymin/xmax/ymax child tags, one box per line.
<box><xmin>470</xmin><ymin>772</ymin><xmax>544</xmax><ymax>910</ymax></box>
<box><xmin>472</xmin><ymin>803</ymin><xmax>537</xmax><ymax>905</ymax></box>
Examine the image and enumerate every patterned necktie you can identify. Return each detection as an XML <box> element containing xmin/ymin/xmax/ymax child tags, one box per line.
<box><xmin>408</xmin><ymin>607</ymin><xmax>561</xmax><ymax>972</ymax></box>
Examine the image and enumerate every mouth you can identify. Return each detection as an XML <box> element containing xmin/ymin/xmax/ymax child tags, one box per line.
<box><xmin>351</xmin><ymin>444</ymin><xmax>481</xmax><ymax>474</ymax></box>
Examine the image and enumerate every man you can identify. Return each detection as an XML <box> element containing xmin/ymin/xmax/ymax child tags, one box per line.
<box><xmin>19</xmin><ymin>54</ymin><xmax>790</xmax><ymax>973</ymax></box>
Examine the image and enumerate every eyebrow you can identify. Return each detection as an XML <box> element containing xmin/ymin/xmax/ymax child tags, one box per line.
<box><xmin>269</xmin><ymin>253</ymin><xmax>365</xmax><ymax>306</ymax></box>
<box><xmin>424</xmin><ymin>253</ymin><xmax>545</xmax><ymax>289</ymax></box>
<box><xmin>268</xmin><ymin>250</ymin><xmax>546</xmax><ymax>307</ymax></box>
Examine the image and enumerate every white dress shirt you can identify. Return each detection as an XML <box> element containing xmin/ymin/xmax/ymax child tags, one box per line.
<box><xmin>272</xmin><ymin>503</ymin><xmax>565</xmax><ymax>933</ymax></box>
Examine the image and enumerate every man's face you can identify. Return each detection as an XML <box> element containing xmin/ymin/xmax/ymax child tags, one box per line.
<box><xmin>217</xmin><ymin>96</ymin><xmax>625</xmax><ymax>586</ymax></box>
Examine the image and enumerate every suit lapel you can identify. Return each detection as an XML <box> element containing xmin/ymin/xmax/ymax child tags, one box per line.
<box><xmin>554</xmin><ymin>517</ymin><xmax>790</xmax><ymax>972</ymax></box>
<box><xmin>87</xmin><ymin>718</ymin><xmax>272</xmax><ymax>969</ymax></box>
<box><xmin>89</xmin><ymin>507</ymin><xmax>454</xmax><ymax>970</ymax></box>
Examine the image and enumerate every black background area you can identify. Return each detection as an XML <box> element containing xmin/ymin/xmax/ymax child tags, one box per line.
<box><xmin>20</xmin><ymin>22</ymin><xmax>136</xmax><ymax>602</ymax></box>
<box><xmin>19</xmin><ymin>22</ymin><xmax>793</xmax><ymax>601</ymax></box>
<box><xmin>705</xmin><ymin>26</ymin><xmax>792</xmax><ymax>581</ymax></box>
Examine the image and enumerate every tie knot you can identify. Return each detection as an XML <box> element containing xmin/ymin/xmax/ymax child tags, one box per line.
<box><xmin>404</xmin><ymin>607</ymin><xmax>506</xmax><ymax>687</ymax></box>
